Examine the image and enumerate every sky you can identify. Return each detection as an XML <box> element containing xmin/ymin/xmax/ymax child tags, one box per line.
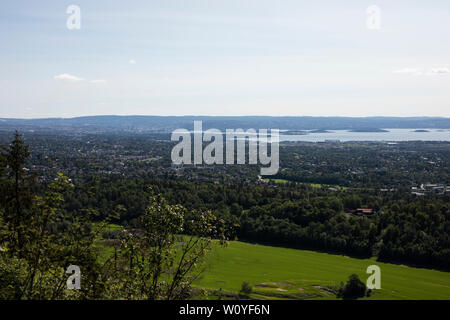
<box><xmin>0</xmin><ymin>0</ymin><xmax>449</xmax><ymax>118</ymax></box>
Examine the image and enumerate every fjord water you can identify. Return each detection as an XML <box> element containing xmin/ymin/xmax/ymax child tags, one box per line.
<box><xmin>280</xmin><ymin>129</ymin><xmax>450</xmax><ymax>142</ymax></box>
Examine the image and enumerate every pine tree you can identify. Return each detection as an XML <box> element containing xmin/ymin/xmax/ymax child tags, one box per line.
<box><xmin>0</xmin><ymin>131</ymin><xmax>32</xmax><ymax>253</ymax></box>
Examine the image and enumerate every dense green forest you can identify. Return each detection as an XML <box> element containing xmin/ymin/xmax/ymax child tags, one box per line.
<box><xmin>60</xmin><ymin>176</ymin><xmax>449</xmax><ymax>270</ymax></box>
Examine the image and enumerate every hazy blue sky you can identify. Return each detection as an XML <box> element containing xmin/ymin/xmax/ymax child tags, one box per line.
<box><xmin>0</xmin><ymin>0</ymin><xmax>449</xmax><ymax>118</ymax></box>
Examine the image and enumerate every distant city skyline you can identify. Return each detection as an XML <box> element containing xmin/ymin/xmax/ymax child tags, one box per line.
<box><xmin>1</xmin><ymin>0</ymin><xmax>449</xmax><ymax>118</ymax></box>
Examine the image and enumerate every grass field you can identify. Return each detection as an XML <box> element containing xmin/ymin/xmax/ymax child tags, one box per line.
<box><xmin>263</xmin><ymin>179</ymin><xmax>348</xmax><ymax>190</ymax></box>
<box><xmin>95</xmin><ymin>225</ymin><xmax>450</xmax><ymax>300</ymax></box>
<box><xmin>195</xmin><ymin>241</ymin><xmax>450</xmax><ymax>300</ymax></box>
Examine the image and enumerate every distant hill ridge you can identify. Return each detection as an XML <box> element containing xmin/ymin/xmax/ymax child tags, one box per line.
<box><xmin>1</xmin><ymin>115</ymin><xmax>449</xmax><ymax>133</ymax></box>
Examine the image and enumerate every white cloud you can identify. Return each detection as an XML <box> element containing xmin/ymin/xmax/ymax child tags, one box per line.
<box><xmin>428</xmin><ymin>67</ymin><xmax>450</xmax><ymax>75</ymax></box>
<box><xmin>54</xmin><ymin>74</ymin><xmax>107</xmax><ymax>84</ymax></box>
<box><xmin>129</xmin><ymin>59</ymin><xmax>136</xmax><ymax>64</ymax></box>
<box><xmin>54</xmin><ymin>73</ymin><xmax>84</xmax><ymax>82</ymax></box>
<box><xmin>394</xmin><ymin>67</ymin><xmax>450</xmax><ymax>76</ymax></box>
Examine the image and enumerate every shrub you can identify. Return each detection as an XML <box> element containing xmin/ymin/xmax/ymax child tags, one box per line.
<box><xmin>337</xmin><ymin>274</ymin><xmax>367</xmax><ymax>300</ymax></box>
<box><xmin>240</xmin><ymin>281</ymin><xmax>253</xmax><ymax>295</ymax></box>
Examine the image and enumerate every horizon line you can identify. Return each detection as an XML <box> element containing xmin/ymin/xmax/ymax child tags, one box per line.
<box><xmin>1</xmin><ymin>115</ymin><xmax>450</xmax><ymax>120</ymax></box>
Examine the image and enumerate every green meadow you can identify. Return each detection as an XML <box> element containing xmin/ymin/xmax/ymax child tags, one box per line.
<box><xmin>196</xmin><ymin>241</ymin><xmax>450</xmax><ymax>300</ymax></box>
<box><xmin>263</xmin><ymin>179</ymin><xmax>348</xmax><ymax>190</ymax></box>
<box><xmin>95</xmin><ymin>225</ymin><xmax>450</xmax><ymax>300</ymax></box>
